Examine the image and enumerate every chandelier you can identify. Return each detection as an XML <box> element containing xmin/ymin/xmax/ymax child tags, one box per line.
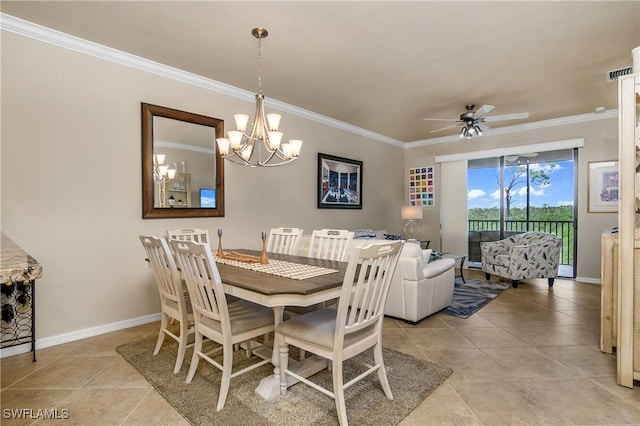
<box><xmin>216</xmin><ymin>28</ymin><xmax>303</xmax><ymax>167</ymax></box>
<box><xmin>153</xmin><ymin>154</ymin><xmax>176</xmax><ymax>183</ymax></box>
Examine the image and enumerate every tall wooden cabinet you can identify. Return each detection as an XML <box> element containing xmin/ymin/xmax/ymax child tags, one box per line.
<box><xmin>616</xmin><ymin>73</ymin><xmax>640</xmax><ymax>387</ymax></box>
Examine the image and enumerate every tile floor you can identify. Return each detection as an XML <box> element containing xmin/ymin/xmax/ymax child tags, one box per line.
<box><xmin>1</xmin><ymin>270</ymin><xmax>639</xmax><ymax>425</ymax></box>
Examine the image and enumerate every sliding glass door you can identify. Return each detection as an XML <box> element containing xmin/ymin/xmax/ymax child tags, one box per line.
<box><xmin>467</xmin><ymin>149</ymin><xmax>576</xmax><ymax>277</ymax></box>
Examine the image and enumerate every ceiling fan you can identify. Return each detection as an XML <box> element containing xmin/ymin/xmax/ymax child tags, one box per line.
<box><xmin>423</xmin><ymin>104</ymin><xmax>530</xmax><ymax>138</ymax></box>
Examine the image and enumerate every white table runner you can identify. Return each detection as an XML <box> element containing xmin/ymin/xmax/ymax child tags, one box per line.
<box><xmin>215</xmin><ymin>256</ymin><xmax>338</xmax><ymax>280</ymax></box>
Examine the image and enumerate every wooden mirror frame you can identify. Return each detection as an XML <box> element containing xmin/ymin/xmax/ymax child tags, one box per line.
<box><xmin>142</xmin><ymin>103</ymin><xmax>225</xmax><ymax>218</ymax></box>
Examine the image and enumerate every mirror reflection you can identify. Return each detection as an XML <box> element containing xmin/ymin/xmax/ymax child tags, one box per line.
<box><xmin>142</xmin><ymin>103</ymin><xmax>225</xmax><ymax>218</ymax></box>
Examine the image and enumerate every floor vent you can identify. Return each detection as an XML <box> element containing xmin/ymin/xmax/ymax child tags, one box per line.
<box><xmin>606</xmin><ymin>66</ymin><xmax>633</xmax><ymax>82</ymax></box>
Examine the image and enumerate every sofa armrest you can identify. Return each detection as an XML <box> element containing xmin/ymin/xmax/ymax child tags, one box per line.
<box><xmin>422</xmin><ymin>258</ymin><xmax>455</xmax><ymax>279</ymax></box>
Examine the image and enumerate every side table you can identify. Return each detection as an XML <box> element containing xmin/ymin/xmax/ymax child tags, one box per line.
<box><xmin>441</xmin><ymin>253</ymin><xmax>467</xmax><ymax>283</ymax></box>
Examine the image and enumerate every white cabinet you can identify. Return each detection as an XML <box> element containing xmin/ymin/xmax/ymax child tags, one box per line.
<box><xmin>616</xmin><ymin>73</ymin><xmax>640</xmax><ymax>387</ymax></box>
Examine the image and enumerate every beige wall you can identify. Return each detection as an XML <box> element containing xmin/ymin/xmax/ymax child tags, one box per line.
<box><xmin>1</xmin><ymin>33</ymin><xmax>404</xmax><ymax>340</ymax></box>
<box><xmin>404</xmin><ymin>117</ymin><xmax>618</xmax><ymax>281</ymax></box>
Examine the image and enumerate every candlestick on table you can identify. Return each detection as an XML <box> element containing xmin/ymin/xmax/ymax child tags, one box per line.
<box><xmin>216</xmin><ymin>228</ymin><xmax>224</xmax><ymax>257</ymax></box>
<box><xmin>260</xmin><ymin>231</ymin><xmax>268</xmax><ymax>264</ymax></box>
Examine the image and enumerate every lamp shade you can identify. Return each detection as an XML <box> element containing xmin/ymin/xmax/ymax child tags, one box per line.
<box><xmin>401</xmin><ymin>205</ymin><xmax>423</xmax><ymax>220</ymax></box>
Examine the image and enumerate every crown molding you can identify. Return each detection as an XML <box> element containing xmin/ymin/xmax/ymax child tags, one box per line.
<box><xmin>0</xmin><ymin>13</ymin><xmax>404</xmax><ymax>147</ymax></box>
<box><xmin>1</xmin><ymin>13</ymin><xmax>617</xmax><ymax>150</ymax></box>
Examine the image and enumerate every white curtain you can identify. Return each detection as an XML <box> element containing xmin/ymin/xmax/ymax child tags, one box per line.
<box><xmin>439</xmin><ymin>160</ymin><xmax>469</xmax><ymax>256</ymax></box>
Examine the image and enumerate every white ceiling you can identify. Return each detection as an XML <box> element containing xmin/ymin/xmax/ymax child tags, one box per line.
<box><xmin>2</xmin><ymin>1</ymin><xmax>639</xmax><ymax>143</ymax></box>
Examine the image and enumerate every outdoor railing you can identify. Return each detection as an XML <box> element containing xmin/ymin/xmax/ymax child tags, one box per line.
<box><xmin>468</xmin><ymin>219</ymin><xmax>574</xmax><ymax>266</ymax></box>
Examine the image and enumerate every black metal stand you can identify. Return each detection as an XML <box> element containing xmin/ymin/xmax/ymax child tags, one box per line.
<box><xmin>1</xmin><ymin>279</ymin><xmax>36</xmax><ymax>362</ymax></box>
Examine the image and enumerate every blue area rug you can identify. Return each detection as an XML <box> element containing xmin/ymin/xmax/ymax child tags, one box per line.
<box><xmin>443</xmin><ymin>278</ymin><xmax>511</xmax><ymax>318</ymax></box>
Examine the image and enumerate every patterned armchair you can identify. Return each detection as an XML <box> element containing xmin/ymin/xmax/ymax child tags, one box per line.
<box><xmin>481</xmin><ymin>232</ymin><xmax>562</xmax><ymax>288</ymax></box>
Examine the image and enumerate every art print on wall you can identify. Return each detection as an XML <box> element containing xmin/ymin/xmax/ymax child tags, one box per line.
<box><xmin>317</xmin><ymin>153</ymin><xmax>363</xmax><ymax>209</ymax></box>
<box><xmin>409</xmin><ymin>166</ymin><xmax>434</xmax><ymax>206</ymax></box>
<box><xmin>588</xmin><ymin>160</ymin><xmax>619</xmax><ymax>213</ymax></box>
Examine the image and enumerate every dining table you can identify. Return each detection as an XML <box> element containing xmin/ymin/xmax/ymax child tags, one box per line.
<box><xmin>215</xmin><ymin>249</ymin><xmax>347</xmax><ymax>401</ymax></box>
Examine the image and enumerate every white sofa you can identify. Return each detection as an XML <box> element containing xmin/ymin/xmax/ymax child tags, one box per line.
<box><xmin>383</xmin><ymin>241</ymin><xmax>455</xmax><ymax>323</ymax></box>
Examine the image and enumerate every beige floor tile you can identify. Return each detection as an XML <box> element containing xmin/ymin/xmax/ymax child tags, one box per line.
<box><xmin>1</xmin><ymin>353</ymin><xmax>60</xmax><ymax>389</ymax></box>
<box><xmin>0</xmin><ymin>389</ymin><xmax>73</xmax><ymax>426</ymax></box>
<box><xmin>455</xmin><ymin>327</ymin><xmax>531</xmax><ymax>349</ymax></box>
<box><xmin>437</xmin><ymin>312</ymin><xmax>497</xmax><ymax>328</ymax></box>
<box><xmin>481</xmin><ymin>347</ymin><xmax>577</xmax><ymax>378</ymax></box>
<box><xmin>404</xmin><ymin>328</ymin><xmax>476</xmax><ymax>351</ymax></box>
<box><xmin>536</xmin><ymin>345</ymin><xmax>617</xmax><ymax>377</ymax></box>
<box><xmin>501</xmin><ymin>326</ymin><xmax>584</xmax><ymax>347</ymax></box>
<box><xmin>450</xmin><ymin>379</ymin><xmax>570</xmax><ymax>425</ymax></box>
<box><xmin>589</xmin><ymin>376</ymin><xmax>640</xmax><ymax>406</ymax></box>
<box><xmin>83</xmin><ymin>357</ymin><xmax>153</xmax><ymax>388</ymax></box>
<box><xmin>122</xmin><ymin>389</ymin><xmax>190</xmax><ymax>426</ymax></box>
<box><xmin>423</xmin><ymin>348</ymin><xmax>513</xmax><ymax>383</ymax></box>
<box><xmin>525</xmin><ymin>377</ymin><xmax>640</xmax><ymax>424</ymax></box>
<box><xmin>66</xmin><ymin>331</ymin><xmax>153</xmax><ymax>357</ymax></box>
<box><xmin>475</xmin><ymin>310</ymin><xmax>548</xmax><ymax>327</ymax></box>
<box><xmin>8</xmin><ymin>356</ymin><xmax>119</xmax><ymax>389</ymax></box>
<box><xmin>396</xmin><ymin>314</ymin><xmax>451</xmax><ymax>329</ymax></box>
<box><xmin>399</xmin><ymin>382</ymin><xmax>481</xmax><ymax>425</ymax></box>
<box><xmin>554</xmin><ymin>325</ymin><xmax>601</xmax><ymax>348</ymax></box>
<box><xmin>36</xmin><ymin>388</ymin><xmax>149</xmax><ymax>425</ymax></box>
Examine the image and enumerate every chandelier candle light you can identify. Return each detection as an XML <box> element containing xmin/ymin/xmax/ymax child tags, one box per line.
<box><xmin>216</xmin><ymin>28</ymin><xmax>303</xmax><ymax>167</ymax></box>
<box><xmin>401</xmin><ymin>205</ymin><xmax>423</xmax><ymax>241</ymax></box>
<box><xmin>153</xmin><ymin>154</ymin><xmax>177</xmax><ymax>183</ymax></box>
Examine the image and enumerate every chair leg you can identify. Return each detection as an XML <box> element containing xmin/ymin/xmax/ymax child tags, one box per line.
<box><xmin>512</xmin><ymin>280</ymin><xmax>519</xmax><ymax>288</ymax></box>
<box><xmin>279</xmin><ymin>343</ymin><xmax>290</xmax><ymax>396</ymax></box>
<box><xmin>173</xmin><ymin>319</ymin><xmax>188</xmax><ymax>374</ymax></box>
<box><xmin>216</xmin><ymin>344</ymin><xmax>233</xmax><ymax>411</ymax></box>
<box><xmin>484</xmin><ymin>272</ymin><xmax>491</xmax><ymax>280</ymax></box>
<box><xmin>186</xmin><ymin>332</ymin><xmax>203</xmax><ymax>383</ymax></box>
<box><xmin>373</xmin><ymin>342</ymin><xmax>393</xmax><ymax>400</ymax></box>
<box><xmin>332</xmin><ymin>359</ymin><xmax>348</xmax><ymax>426</ymax></box>
<box><xmin>154</xmin><ymin>313</ymin><xmax>168</xmax><ymax>355</ymax></box>
<box><xmin>548</xmin><ymin>278</ymin><xmax>555</xmax><ymax>287</ymax></box>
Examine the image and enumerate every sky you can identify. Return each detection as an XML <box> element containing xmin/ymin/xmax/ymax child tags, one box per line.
<box><xmin>467</xmin><ymin>160</ymin><xmax>574</xmax><ymax>209</ymax></box>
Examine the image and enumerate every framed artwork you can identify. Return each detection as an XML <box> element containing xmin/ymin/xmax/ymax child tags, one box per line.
<box><xmin>588</xmin><ymin>160</ymin><xmax>619</xmax><ymax>213</ymax></box>
<box><xmin>317</xmin><ymin>153</ymin><xmax>363</xmax><ymax>209</ymax></box>
<box><xmin>408</xmin><ymin>166</ymin><xmax>434</xmax><ymax>206</ymax></box>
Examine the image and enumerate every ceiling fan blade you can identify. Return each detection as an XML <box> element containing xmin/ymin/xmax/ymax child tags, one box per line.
<box><xmin>484</xmin><ymin>112</ymin><xmax>530</xmax><ymax>122</ymax></box>
<box><xmin>474</xmin><ymin>105</ymin><xmax>495</xmax><ymax>119</ymax></box>
<box><xmin>429</xmin><ymin>123</ymin><xmax>461</xmax><ymax>133</ymax></box>
<box><xmin>422</xmin><ymin>118</ymin><xmax>457</xmax><ymax>121</ymax></box>
<box><xmin>477</xmin><ymin>123</ymin><xmax>490</xmax><ymax>132</ymax></box>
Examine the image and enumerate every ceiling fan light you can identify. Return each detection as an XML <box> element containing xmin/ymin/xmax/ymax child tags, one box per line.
<box><xmin>475</xmin><ymin>126</ymin><xmax>483</xmax><ymax>136</ymax></box>
<box><xmin>459</xmin><ymin>128</ymin><xmax>466</xmax><ymax>138</ymax></box>
<box><xmin>468</xmin><ymin>126</ymin><xmax>475</xmax><ymax>135</ymax></box>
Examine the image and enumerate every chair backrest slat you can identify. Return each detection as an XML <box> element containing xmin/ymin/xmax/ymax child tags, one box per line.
<box><xmin>168</xmin><ymin>228</ymin><xmax>210</xmax><ymax>244</ymax></box>
<box><xmin>336</xmin><ymin>241</ymin><xmax>403</xmax><ymax>339</ymax></box>
<box><xmin>266</xmin><ymin>227</ymin><xmax>304</xmax><ymax>255</ymax></box>
<box><xmin>139</xmin><ymin>235</ymin><xmax>184</xmax><ymax>304</ymax></box>
<box><xmin>308</xmin><ymin>229</ymin><xmax>355</xmax><ymax>261</ymax></box>
<box><xmin>170</xmin><ymin>240</ymin><xmax>229</xmax><ymax>332</ymax></box>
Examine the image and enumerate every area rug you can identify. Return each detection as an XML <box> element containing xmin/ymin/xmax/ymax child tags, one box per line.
<box><xmin>116</xmin><ymin>336</ymin><xmax>452</xmax><ymax>425</ymax></box>
<box><xmin>443</xmin><ymin>277</ymin><xmax>511</xmax><ymax>318</ymax></box>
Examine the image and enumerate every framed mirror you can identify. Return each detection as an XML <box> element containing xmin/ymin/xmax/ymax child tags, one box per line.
<box><xmin>142</xmin><ymin>103</ymin><xmax>225</xmax><ymax>218</ymax></box>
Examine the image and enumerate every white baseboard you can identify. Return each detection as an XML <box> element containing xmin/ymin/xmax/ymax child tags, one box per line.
<box><xmin>0</xmin><ymin>312</ymin><xmax>161</xmax><ymax>358</ymax></box>
<box><xmin>576</xmin><ymin>276</ymin><xmax>601</xmax><ymax>285</ymax></box>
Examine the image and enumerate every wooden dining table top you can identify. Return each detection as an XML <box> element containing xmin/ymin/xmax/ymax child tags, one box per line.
<box><xmin>215</xmin><ymin>249</ymin><xmax>347</xmax><ymax>297</ymax></box>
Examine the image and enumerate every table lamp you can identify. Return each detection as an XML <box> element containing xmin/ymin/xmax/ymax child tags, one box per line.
<box><xmin>401</xmin><ymin>205</ymin><xmax>423</xmax><ymax>241</ymax></box>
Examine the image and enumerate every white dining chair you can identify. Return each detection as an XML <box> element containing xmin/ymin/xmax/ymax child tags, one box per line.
<box><xmin>169</xmin><ymin>239</ymin><xmax>275</xmax><ymax>412</ymax></box>
<box><xmin>167</xmin><ymin>228</ymin><xmax>210</xmax><ymax>244</ymax></box>
<box><xmin>266</xmin><ymin>227</ymin><xmax>304</xmax><ymax>255</ymax></box>
<box><xmin>307</xmin><ymin>229</ymin><xmax>355</xmax><ymax>262</ymax></box>
<box><xmin>139</xmin><ymin>235</ymin><xmax>194</xmax><ymax>374</ymax></box>
<box><xmin>276</xmin><ymin>240</ymin><xmax>404</xmax><ymax>426</ymax></box>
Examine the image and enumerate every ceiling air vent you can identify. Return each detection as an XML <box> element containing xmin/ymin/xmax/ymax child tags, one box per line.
<box><xmin>606</xmin><ymin>66</ymin><xmax>633</xmax><ymax>82</ymax></box>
